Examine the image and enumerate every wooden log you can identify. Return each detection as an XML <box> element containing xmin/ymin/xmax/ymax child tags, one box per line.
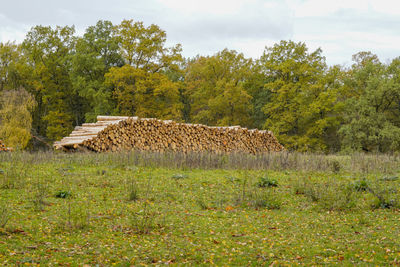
<box><xmin>54</xmin><ymin>116</ymin><xmax>284</xmax><ymax>153</ymax></box>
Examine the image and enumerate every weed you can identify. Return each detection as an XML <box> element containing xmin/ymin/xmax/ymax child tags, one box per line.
<box><xmin>331</xmin><ymin>160</ymin><xmax>341</xmax><ymax>174</ymax></box>
<box><xmin>171</xmin><ymin>174</ymin><xmax>188</xmax><ymax>180</ymax></box>
<box><xmin>58</xmin><ymin>200</ymin><xmax>91</xmax><ymax>231</ymax></box>
<box><xmin>295</xmin><ymin>178</ymin><xmax>356</xmax><ymax>211</ymax></box>
<box><xmin>293</xmin><ymin>176</ymin><xmax>309</xmax><ymax>195</ymax></box>
<box><xmin>250</xmin><ymin>189</ymin><xmax>281</xmax><ymax>210</ymax></box>
<box><xmin>127</xmin><ymin>179</ymin><xmax>139</xmax><ymax>201</ymax></box>
<box><xmin>55</xmin><ymin>190</ymin><xmax>72</xmax><ymax>199</ymax></box>
<box><xmin>31</xmin><ymin>180</ymin><xmax>48</xmax><ymax>211</ymax></box>
<box><xmin>380</xmin><ymin>176</ymin><xmax>399</xmax><ymax>182</ymax></box>
<box><xmin>368</xmin><ymin>186</ymin><xmax>400</xmax><ymax>209</ymax></box>
<box><xmin>226</xmin><ymin>176</ymin><xmax>241</xmax><ymax>184</ymax></box>
<box><xmin>353</xmin><ymin>179</ymin><xmax>369</xmax><ymax>192</ymax></box>
<box><xmin>257</xmin><ymin>176</ymin><xmax>278</xmax><ymax>188</ymax></box>
<box><xmin>129</xmin><ymin>171</ymin><xmax>163</xmax><ymax>234</ymax></box>
<box><xmin>129</xmin><ymin>200</ymin><xmax>166</xmax><ymax>234</ymax></box>
<box><xmin>196</xmin><ymin>198</ymin><xmax>210</xmax><ymax>210</ymax></box>
<box><xmin>0</xmin><ymin>203</ymin><xmax>11</xmax><ymax>228</ymax></box>
<box><xmin>0</xmin><ymin>167</ymin><xmax>27</xmax><ymax>189</ymax></box>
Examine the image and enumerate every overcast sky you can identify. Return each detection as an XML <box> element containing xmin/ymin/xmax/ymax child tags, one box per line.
<box><xmin>1</xmin><ymin>0</ymin><xmax>400</xmax><ymax>65</ymax></box>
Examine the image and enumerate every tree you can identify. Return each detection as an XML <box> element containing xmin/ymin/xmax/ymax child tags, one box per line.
<box><xmin>242</xmin><ymin>62</ymin><xmax>273</xmax><ymax>129</ymax></box>
<box><xmin>0</xmin><ymin>42</ymin><xmax>30</xmax><ymax>92</ymax></box>
<box><xmin>0</xmin><ymin>88</ymin><xmax>36</xmax><ymax>149</ymax></box>
<box><xmin>101</xmin><ymin>20</ymin><xmax>184</xmax><ymax>120</ymax></box>
<box><xmin>185</xmin><ymin>49</ymin><xmax>253</xmax><ymax>126</ymax></box>
<box><xmin>339</xmin><ymin>53</ymin><xmax>400</xmax><ymax>152</ymax></box>
<box><xmin>261</xmin><ymin>40</ymin><xmax>340</xmax><ymax>151</ymax></box>
<box><xmin>22</xmin><ymin>25</ymin><xmax>80</xmax><ymax>141</ymax></box>
<box><xmin>71</xmin><ymin>20</ymin><xmax>123</xmax><ymax>122</ymax></box>
<box><xmin>115</xmin><ymin>19</ymin><xmax>182</xmax><ymax>73</ymax></box>
<box><xmin>105</xmin><ymin>65</ymin><xmax>183</xmax><ymax>120</ymax></box>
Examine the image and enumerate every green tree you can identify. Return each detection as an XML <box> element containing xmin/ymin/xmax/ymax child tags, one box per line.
<box><xmin>71</xmin><ymin>20</ymin><xmax>123</xmax><ymax>122</ymax></box>
<box><xmin>22</xmin><ymin>25</ymin><xmax>80</xmax><ymax>141</ymax></box>
<box><xmin>0</xmin><ymin>88</ymin><xmax>36</xmax><ymax>149</ymax></box>
<box><xmin>242</xmin><ymin>62</ymin><xmax>273</xmax><ymax>129</ymax></box>
<box><xmin>339</xmin><ymin>53</ymin><xmax>400</xmax><ymax>152</ymax></box>
<box><xmin>115</xmin><ymin>19</ymin><xmax>182</xmax><ymax>73</ymax></box>
<box><xmin>0</xmin><ymin>42</ymin><xmax>31</xmax><ymax>92</ymax></box>
<box><xmin>261</xmin><ymin>40</ymin><xmax>341</xmax><ymax>151</ymax></box>
<box><xmin>185</xmin><ymin>49</ymin><xmax>253</xmax><ymax>126</ymax></box>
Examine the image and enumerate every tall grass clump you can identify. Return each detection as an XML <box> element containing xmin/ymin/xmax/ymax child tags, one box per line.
<box><xmin>0</xmin><ymin>202</ymin><xmax>11</xmax><ymax>229</ymax></box>
<box><xmin>56</xmin><ymin>199</ymin><xmax>91</xmax><ymax>232</ymax></box>
<box><xmin>0</xmin><ymin>150</ymin><xmax>399</xmax><ymax>174</ymax></box>
<box><xmin>293</xmin><ymin>177</ymin><xmax>357</xmax><ymax>211</ymax></box>
<box><xmin>0</xmin><ymin>165</ymin><xmax>28</xmax><ymax>189</ymax></box>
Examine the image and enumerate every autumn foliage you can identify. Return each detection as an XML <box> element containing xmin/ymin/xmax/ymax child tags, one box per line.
<box><xmin>0</xmin><ymin>20</ymin><xmax>399</xmax><ymax>152</ymax></box>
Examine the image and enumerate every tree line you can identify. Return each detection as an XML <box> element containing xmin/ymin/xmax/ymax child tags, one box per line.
<box><xmin>0</xmin><ymin>20</ymin><xmax>399</xmax><ymax>152</ymax></box>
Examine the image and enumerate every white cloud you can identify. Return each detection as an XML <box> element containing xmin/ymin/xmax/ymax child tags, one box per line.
<box><xmin>158</xmin><ymin>0</ymin><xmax>249</xmax><ymax>15</ymax></box>
<box><xmin>294</xmin><ymin>0</ymin><xmax>370</xmax><ymax>17</ymax></box>
<box><xmin>0</xmin><ymin>0</ymin><xmax>399</xmax><ymax>65</ymax></box>
<box><xmin>370</xmin><ymin>0</ymin><xmax>400</xmax><ymax>15</ymax></box>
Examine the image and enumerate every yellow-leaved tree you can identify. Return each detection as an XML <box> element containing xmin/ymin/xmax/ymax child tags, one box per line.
<box><xmin>0</xmin><ymin>88</ymin><xmax>36</xmax><ymax>149</ymax></box>
<box><xmin>105</xmin><ymin>65</ymin><xmax>183</xmax><ymax>120</ymax></box>
<box><xmin>103</xmin><ymin>19</ymin><xmax>184</xmax><ymax>120</ymax></box>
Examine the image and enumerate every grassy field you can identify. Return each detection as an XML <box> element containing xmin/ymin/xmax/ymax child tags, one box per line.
<box><xmin>0</xmin><ymin>152</ymin><xmax>399</xmax><ymax>265</ymax></box>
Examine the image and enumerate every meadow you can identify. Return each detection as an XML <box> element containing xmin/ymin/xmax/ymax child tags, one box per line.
<box><xmin>0</xmin><ymin>151</ymin><xmax>399</xmax><ymax>265</ymax></box>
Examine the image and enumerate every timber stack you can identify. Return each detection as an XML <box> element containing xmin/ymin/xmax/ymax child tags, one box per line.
<box><xmin>0</xmin><ymin>140</ymin><xmax>11</xmax><ymax>152</ymax></box>
<box><xmin>54</xmin><ymin>116</ymin><xmax>284</xmax><ymax>153</ymax></box>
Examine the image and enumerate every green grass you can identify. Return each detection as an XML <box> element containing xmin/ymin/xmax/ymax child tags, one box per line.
<box><xmin>0</xmin><ymin>152</ymin><xmax>399</xmax><ymax>265</ymax></box>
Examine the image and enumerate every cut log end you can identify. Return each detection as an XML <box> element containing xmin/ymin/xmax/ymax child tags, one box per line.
<box><xmin>53</xmin><ymin>116</ymin><xmax>284</xmax><ymax>154</ymax></box>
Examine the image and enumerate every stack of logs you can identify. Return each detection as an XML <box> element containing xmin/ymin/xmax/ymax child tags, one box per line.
<box><xmin>72</xmin><ymin>116</ymin><xmax>284</xmax><ymax>154</ymax></box>
<box><xmin>0</xmin><ymin>140</ymin><xmax>11</xmax><ymax>152</ymax></box>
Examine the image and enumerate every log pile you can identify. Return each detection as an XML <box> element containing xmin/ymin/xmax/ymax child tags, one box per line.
<box><xmin>54</xmin><ymin>116</ymin><xmax>284</xmax><ymax>153</ymax></box>
<box><xmin>0</xmin><ymin>140</ymin><xmax>11</xmax><ymax>152</ymax></box>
